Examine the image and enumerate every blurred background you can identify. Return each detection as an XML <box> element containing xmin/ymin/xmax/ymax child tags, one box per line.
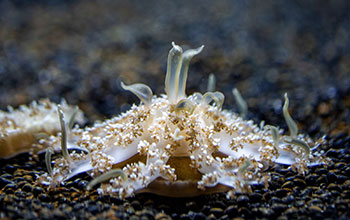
<box><xmin>0</xmin><ymin>0</ymin><xmax>349</xmax><ymax>134</ymax></box>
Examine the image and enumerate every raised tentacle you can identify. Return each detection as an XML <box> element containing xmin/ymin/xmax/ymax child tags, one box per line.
<box><xmin>121</xmin><ymin>82</ymin><xmax>153</xmax><ymax>106</ymax></box>
<box><xmin>283</xmin><ymin>93</ymin><xmax>298</xmax><ymax>137</ymax></box>
<box><xmin>165</xmin><ymin>42</ymin><xmax>183</xmax><ymax>103</ymax></box>
<box><xmin>57</xmin><ymin>105</ymin><xmax>72</xmax><ymax>163</ymax></box>
<box><xmin>177</xmin><ymin>45</ymin><xmax>204</xmax><ymax>100</ymax></box>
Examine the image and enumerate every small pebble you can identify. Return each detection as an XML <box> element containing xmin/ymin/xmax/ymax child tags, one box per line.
<box><xmin>224</xmin><ymin>205</ymin><xmax>238</xmax><ymax>217</ymax></box>
<box><xmin>271</xmin><ymin>203</ymin><xmax>287</xmax><ymax>214</ymax></box>
<box><xmin>249</xmin><ymin>192</ymin><xmax>262</xmax><ymax>203</ymax></box>
<box><xmin>21</xmin><ymin>183</ymin><xmax>33</xmax><ymax>192</ymax></box>
<box><xmin>281</xmin><ymin>181</ymin><xmax>294</xmax><ymax>190</ymax></box>
<box><xmin>0</xmin><ymin>177</ymin><xmax>14</xmax><ymax>189</ymax></box>
<box><xmin>308</xmin><ymin>205</ymin><xmax>323</xmax><ymax>213</ymax></box>
<box><xmin>237</xmin><ymin>195</ymin><xmax>249</xmax><ymax>206</ymax></box>
<box><xmin>38</xmin><ymin>193</ymin><xmax>50</xmax><ymax>202</ymax></box>
<box><xmin>209</xmin><ymin>207</ymin><xmax>223</xmax><ymax>218</ymax></box>
<box><xmin>188</xmin><ymin>211</ymin><xmax>206</xmax><ymax>220</ymax></box>
<box><xmin>293</xmin><ymin>178</ymin><xmax>306</xmax><ymax>188</ymax></box>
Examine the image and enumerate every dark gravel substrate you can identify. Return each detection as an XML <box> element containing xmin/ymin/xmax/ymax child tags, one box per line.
<box><xmin>0</xmin><ymin>0</ymin><xmax>349</xmax><ymax>219</ymax></box>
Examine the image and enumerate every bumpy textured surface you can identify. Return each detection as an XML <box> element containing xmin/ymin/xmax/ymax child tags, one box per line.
<box><xmin>37</xmin><ymin>43</ymin><xmax>326</xmax><ymax>199</ymax></box>
<box><xmin>0</xmin><ymin>99</ymin><xmax>84</xmax><ymax>158</ymax></box>
<box><xmin>0</xmin><ymin>0</ymin><xmax>349</xmax><ymax>219</ymax></box>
